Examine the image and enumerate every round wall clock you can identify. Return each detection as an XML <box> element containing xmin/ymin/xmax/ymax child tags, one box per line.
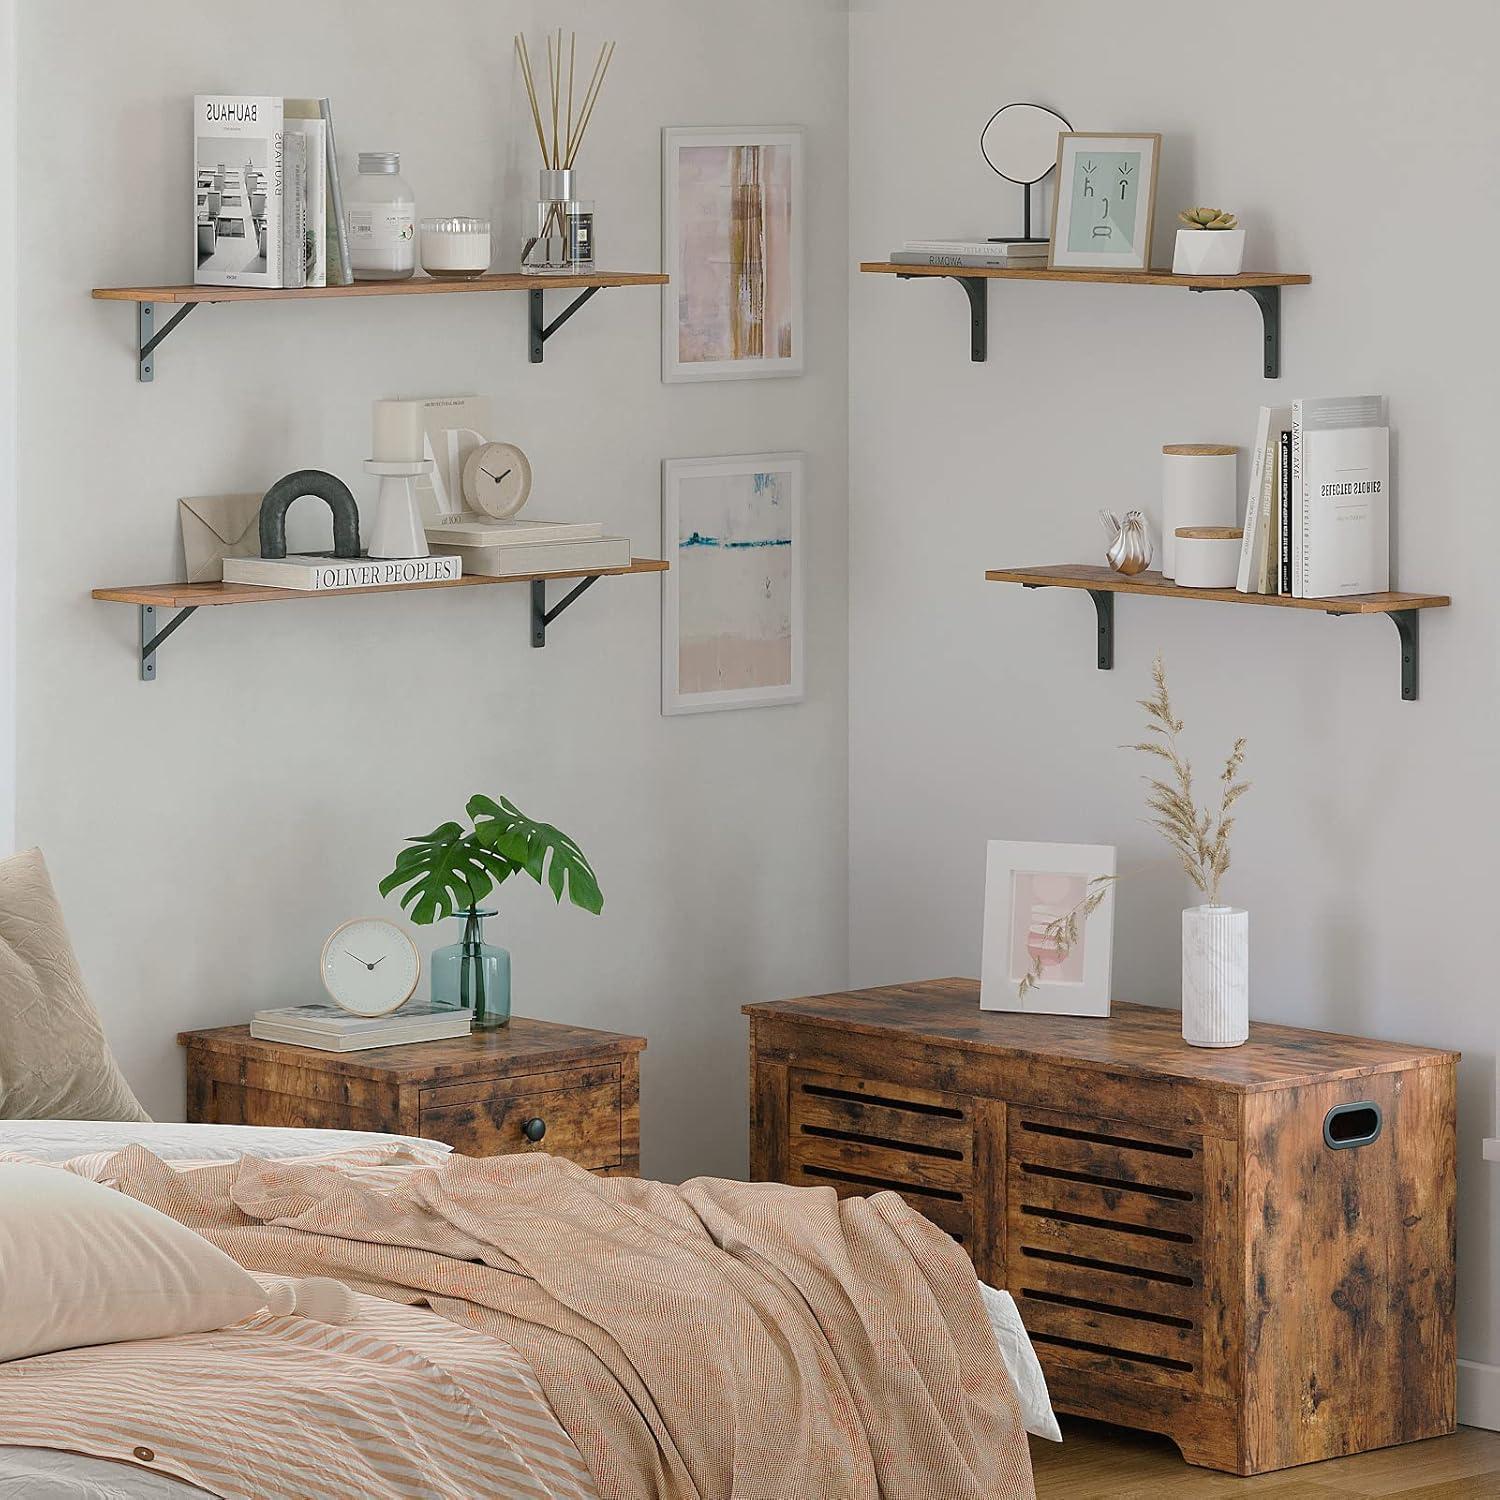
<box><xmin>461</xmin><ymin>441</ymin><xmax>533</xmax><ymax>519</ymax></box>
<box><xmin>319</xmin><ymin>918</ymin><xmax>421</xmax><ymax>1016</ymax></box>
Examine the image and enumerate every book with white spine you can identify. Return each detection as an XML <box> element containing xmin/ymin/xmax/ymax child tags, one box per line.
<box><xmin>899</xmin><ymin>239</ymin><xmax>1050</xmax><ymax>257</ymax></box>
<box><xmin>424</xmin><ymin>515</ymin><xmax>605</xmax><ymax>548</ymax></box>
<box><xmin>1292</xmin><ymin>395</ymin><xmax>1386</xmax><ymax>597</ymax></box>
<box><xmin>194</xmin><ymin>95</ymin><xmax>284</xmax><ymax>287</ymax></box>
<box><xmin>223</xmin><ymin>554</ymin><xmax>462</xmax><ymax>591</ymax></box>
<box><xmin>430</xmin><ymin>535</ymin><xmax>632</xmax><ymax>578</ymax></box>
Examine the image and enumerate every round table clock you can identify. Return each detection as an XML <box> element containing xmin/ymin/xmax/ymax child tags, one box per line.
<box><xmin>320</xmin><ymin>918</ymin><xmax>421</xmax><ymax>1016</ymax></box>
<box><xmin>461</xmin><ymin>441</ymin><xmax>533</xmax><ymax>519</ymax></box>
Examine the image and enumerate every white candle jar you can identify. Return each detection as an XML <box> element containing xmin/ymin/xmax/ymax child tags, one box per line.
<box><xmin>420</xmin><ymin>217</ymin><xmax>492</xmax><ymax>279</ymax></box>
<box><xmin>1161</xmin><ymin>445</ymin><xmax>1237</xmax><ymax>579</ymax></box>
<box><xmin>1173</xmin><ymin>526</ymin><xmax>1243</xmax><ymax>589</ymax></box>
<box><xmin>348</xmin><ymin>152</ymin><xmax>416</xmax><ymax>281</ymax></box>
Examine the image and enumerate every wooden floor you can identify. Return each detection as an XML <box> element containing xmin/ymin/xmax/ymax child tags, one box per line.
<box><xmin>1031</xmin><ymin>1419</ymin><xmax>1500</xmax><ymax>1498</ymax></box>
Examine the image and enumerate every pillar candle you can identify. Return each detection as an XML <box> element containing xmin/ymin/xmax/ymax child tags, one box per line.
<box><xmin>371</xmin><ymin>400</ymin><xmax>425</xmax><ymax>462</ymax></box>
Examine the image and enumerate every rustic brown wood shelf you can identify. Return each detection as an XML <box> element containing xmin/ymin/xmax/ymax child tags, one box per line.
<box><xmin>860</xmin><ymin>263</ymin><xmax>1311</xmax><ymax>376</ymax></box>
<box><xmin>987</xmin><ymin>565</ymin><xmax>1451</xmax><ymax>701</ymax></box>
<box><xmin>92</xmin><ymin>271</ymin><xmax>669</xmax><ymax>380</ymax></box>
<box><xmin>94</xmin><ymin>558</ymin><xmax>668</xmax><ymax>681</ymax></box>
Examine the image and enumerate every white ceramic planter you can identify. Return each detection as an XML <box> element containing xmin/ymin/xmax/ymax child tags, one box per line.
<box><xmin>1181</xmin><ymin>904</ymin><xmax>1248</xmax><ymax>1047</ymax></box>
<box><xmin>1173</xmin><ymin>229</ymin><xmax>1246</xmax><ymax>276</ymax></box>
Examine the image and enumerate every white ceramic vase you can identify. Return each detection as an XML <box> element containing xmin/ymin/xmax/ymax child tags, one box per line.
<box><xmin>1181</xmin><ymin>904</ymin><xmax>1248</xmax><ymax>1047</ymax></box>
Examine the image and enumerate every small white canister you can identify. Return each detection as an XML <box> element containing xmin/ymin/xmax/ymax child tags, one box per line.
<box><xmin>1161</xmin><ymin>445</ymin><xmax>1237</xmax><ymax>579</ymax></box>
<box><xmin>1174</xmin><ymin>526</ymin><xmax>1243</xmax><ymax>589</ymax></box>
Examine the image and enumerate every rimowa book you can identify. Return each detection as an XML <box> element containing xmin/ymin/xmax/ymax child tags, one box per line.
<box><xmin>194</xmin><ymin>95</ymin><xmax>284</xmax><ymax>287</ymax></box>
<box><xmin>889</xmin><ymin>251</ymin><xmax>1046</xmax><ymax>268</ymax></box>
<box><xmin>222</xmin><ymin>554</ymin><xmax>463</xmax><ymax>591</ymax></box>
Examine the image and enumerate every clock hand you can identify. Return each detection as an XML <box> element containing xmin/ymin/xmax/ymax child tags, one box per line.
<box><xmin>370</xmin><ymin>955</ymin><xmax>386</xmax><ymax>967</ymax></box>
<box><xmin>344</xmin><ymin>950</ymin><xmax>377</xmax><ymax>968</ymax></box>
<box><xmin>480</xmin><ymin>467</ymin><xmax>513</xmax><ymax>484</ymax></box>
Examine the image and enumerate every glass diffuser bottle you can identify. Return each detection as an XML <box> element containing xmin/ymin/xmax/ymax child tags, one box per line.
<box><xmin>430</xmin><ymin>907</ymin><xmax>510</xmax><ymax>1028</ymax></box>
<box><xmin>521</xmin><ymin>169</ymin><xmax>594</xmax><ymax>274</ymax></box>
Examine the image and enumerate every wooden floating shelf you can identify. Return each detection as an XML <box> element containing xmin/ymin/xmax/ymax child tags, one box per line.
<box><xmin>94</xmin><ymin>558</ymin><xmax>668</xmax><ymax>681</ymax></box>
<box><xmin>860</xmin><ymin>263</ymin><xmax>1311</xmax><ymax>377</ymax></box>
<box><xmin>986</xmin><ymin>565</ymin><xmax>1450</xmax><ymax>702</ymax></box>
<box><xmin>91</xmin><ymin>271</ymin><xmax>669</xmax><ymax>379</ymax></box>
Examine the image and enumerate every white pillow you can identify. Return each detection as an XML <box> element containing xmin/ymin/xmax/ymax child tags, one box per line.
<box><xmin>981</xmin><ymin>1284</ymin><xmax>1062</xmax><ymax>1442</ymax></box>
<box><xmin>0</xmin><ymin>1120</ymin><xmax>451</xmax><ymax>1165</ymax></box>
<box><xmin>0</xmin><ymin>1163</ymin><xmax>272</xmax><ymax>1363</ymax></box>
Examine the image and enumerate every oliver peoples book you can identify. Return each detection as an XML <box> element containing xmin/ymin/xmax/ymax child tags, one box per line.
<box><xmin>222</xmin><ymin>554</ymin><xmax>462</xmax><ymax>591</ymax></box>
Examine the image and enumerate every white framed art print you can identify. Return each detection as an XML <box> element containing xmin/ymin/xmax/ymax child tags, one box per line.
<box><xmin>662</xmin><ymin>453</ymin><xmax>804</xmax><ymax>715</ymax></box>
<box><xmin>979</xmin><ymin>841</ymin><xmax>1117</xmax><ymax>1016</ymax></box>
<box><xmin>1047</xmin><ymin>132</ymin><xmax>1161</xmax><ymax>272</ymax></box>
<box><xmin>662</xmin><ymin>126</ymin><xmax>805</xmax><ymax>382</ymax></box>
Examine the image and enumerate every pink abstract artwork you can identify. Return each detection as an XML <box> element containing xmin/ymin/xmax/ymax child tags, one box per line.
<box><xmin>675</xmin><ymin>143</ymin><xmax>795</xmax><ymax>365</ymax></box>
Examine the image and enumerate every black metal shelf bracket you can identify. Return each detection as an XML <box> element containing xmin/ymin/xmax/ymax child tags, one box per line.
<box><xmin>529</xmin><ymin>285</ymin><xmax>603</xmax><ymax>363</ymax></box>
<box><xmin>139</xmin><ymin>604</ymin><xmax>198</xmax><ymax>681</ymax></box>
<box><xmin>530</xmin><ymin>574</ymin><xmax>601</xmax><ymax>647</ymax></box>
<box><xmin>1327</xmin><ymin>607</ymin><xmax>1421</xmax><ymax>701</ymax></box>
<box><xmin>137</xmin><ymin>302</ymin><xmax>201</xmax><ymax>382</ymax></box>
<box><xmin>1189</xmin><ymin>284</ymin><xmax>1281</xmax><ymax>378</ymax></box>
<box><xmin>1022</xmin><ymin>583</ymin><xmax>1114</xmax><ymax>670</ymax></box>
<box><xmin>897</xmin><ymin>273</ymin><xmax>988</xmax><ymax>361</ymax></box>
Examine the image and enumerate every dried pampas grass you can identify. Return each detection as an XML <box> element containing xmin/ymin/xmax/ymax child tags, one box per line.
<box><xmin>1126</xmin><ymin>654</ymin><xmax>1249</xmax><ymax>907</ymax></box>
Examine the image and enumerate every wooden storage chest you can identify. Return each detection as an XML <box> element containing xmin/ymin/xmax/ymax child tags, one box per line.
<box><xmin>745</xmin><ymin>979</ymin><xmax>1458</xmax><ymax>1476</ymax></box>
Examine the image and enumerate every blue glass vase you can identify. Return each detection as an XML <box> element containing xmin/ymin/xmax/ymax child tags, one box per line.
<box><xmin>431</xmin><ymin>907</ymin><xmax>510</xmax><ymax>1028</ymax></box>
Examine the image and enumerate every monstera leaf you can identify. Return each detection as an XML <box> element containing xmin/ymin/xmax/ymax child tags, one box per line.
<box><xmin>468</xmin><ymin>794</ymin><xmax>604</xmax><ymax>914</ymax></box>
<box><xmin>378</xmin><ymin>820</ymin><xmax>518</xmax><ymax>925</ymax></box>
<box><xmin>378</xmin><ymin>795</ymin><xmax>603</xmax><ymax>925</ymax></box>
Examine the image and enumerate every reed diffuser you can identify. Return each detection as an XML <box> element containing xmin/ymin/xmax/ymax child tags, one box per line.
<box><xmin>516</xmin><ymin>28</ymin><xmax>615</xmax><ymax>273</ymax></box>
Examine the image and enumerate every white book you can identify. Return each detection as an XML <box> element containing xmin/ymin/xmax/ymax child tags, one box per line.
<box><xmin>250</xmin><ymin>1019</ymin><xmax>473</xmax><ymax>1051</ymax></box>
<box><xmin>424</xmin><ymin>515</ymin><xmax>605</xmax><ymax>548</ymax></box>
<box><xmin>1235</xmin><ymin>407</ymin><xmax>1273</xmax><ymax>592</ymax></box>
<box><xmin>194</xmin><ymin>95</ymin><xmax>284</xmax><ymax>287</ymax></box>
<box><xmin>1293</xmin><ymin>395</ymin><xmax>1385</xmax><ymax>598</ymax></box>
<box><xmin>252</xmin><ymin>1002</ymin><xmax>465</xmax><ymax>1035</ymax></box>
<box><xmin>430</xmin><ymin>535</ymin><xmax>632</xmax><ymax>577</ymax></box>
<box><xmin>223</xmin><ymin>554</ymin><xmax>463</xmax><ymax>591</ymax></box>
<box><xmin>1301</xmin><ymin>425</ymin><xmax>1390</xmax><ymax>597</ymax></box>
<box><xmin>284</xmin><ymin>113</ymin><xmax>326</xmax><ymax>286</ymax></box>
<box><xmin>900</xmin><ymin>239</ymin><xmax>1049</xmax><ymax>257</ymax></box>
<box><xmin>1236</xmin><ymin>406</ymin><xmax>1291</xmax><ymax>593</ymax></box>
<box><xmin>889</xmin><ymin>252</ymin><xmax>1044</xmax><ymax>269</ymax></box>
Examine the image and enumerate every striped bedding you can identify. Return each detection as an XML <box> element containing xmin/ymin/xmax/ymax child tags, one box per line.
<box><xmin>0</xmin><ymin>1146</ymin><xmax>1035</xmax><ymax>1499</ymax></box>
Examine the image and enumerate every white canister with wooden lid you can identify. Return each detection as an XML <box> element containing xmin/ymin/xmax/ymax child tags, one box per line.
<box><xmin>1161</xmin><ymin>445</ymin><xmax>1237</xmax><ymax>579</ymax></box>
<box><xmin>1174</xmin><ymin>526</ymin><xmax>1244</xmax><ymax>589</ymax></box>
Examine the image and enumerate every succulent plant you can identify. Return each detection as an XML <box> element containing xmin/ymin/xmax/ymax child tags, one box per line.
<box><xmin>1178</xmin><ymin>206</ymin><xmax>1239</xmax><ymax>230</ymax></box>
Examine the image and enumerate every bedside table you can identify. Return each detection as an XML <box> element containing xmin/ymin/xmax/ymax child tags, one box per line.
<box><xmin>178</xmin><ymin>1017</ymin><xmax>644</xmax><ymax>1175</ymax></box>
<box><xmin>746</xmin><ymin>980</ymin><xmax>1458</xmax><ymax>1475</ymax></box>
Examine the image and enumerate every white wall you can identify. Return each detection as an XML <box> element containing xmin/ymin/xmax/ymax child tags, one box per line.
<box><xmin>14</xmin><ymin>0</ymin><xmax>849</xmax><ymax>1183</ymax></box>
<box><xmin>849</xmin><ymin>0</ymin><xmax>1500</xmax><ymax>1393</ymax></box>
<box><xmin>0</xmin><ymin>0</ymin><xmax>15</xmax><ymax>854</ymax></box>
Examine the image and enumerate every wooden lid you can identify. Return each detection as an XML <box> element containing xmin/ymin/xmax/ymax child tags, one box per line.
<box><xmin>1162</xmin><ymin>444</ymin><xmax>1236</xmax><ymax>456</ymax></box>
<box><xmin>1175</xmin><ymin>526</ymin><xmax>1243</xmax><ymax>540</ymax></box>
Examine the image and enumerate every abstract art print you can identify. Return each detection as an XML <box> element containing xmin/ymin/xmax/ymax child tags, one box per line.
<box><xmin>662</xmin><ymin>454</ymin><xmax>804</xmax><ymax>714</ymax></box>
<box><xmin>979</xmin><ymin>841</ymin><xmax>1117</xmax><ymax>1016</ymax></box>
<box><xmin>1047</xmin><ymin>133</ymin><xmax>1161</xmax><ymax>271</ymax></box>
<box><xmin>662</xmin><ymin>127</ymin><xmax>804</xmax><ymax>382</ymax></box>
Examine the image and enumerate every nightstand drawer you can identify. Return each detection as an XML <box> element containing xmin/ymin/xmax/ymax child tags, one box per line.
<box><xmin>419</xmin><ymin>1063</ymin><xmax>622</xmax><ymax>1168</ymax></box>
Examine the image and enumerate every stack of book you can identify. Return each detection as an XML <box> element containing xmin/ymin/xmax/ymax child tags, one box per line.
<box><xmin>1236</xmin><ymin>395</ymin><xmax>1389</xmax><ymax>599</ymax></box>
<box><xmin>250</xmin><ymin>1002</ymin><xmax>472</xmax><ymax>1052</ymax></box>
<box><xmin>889</xmin><ymin>239</ymin><xmax>1051</xmax><ymax>269</ymax></box>
<box><xmin>426</xmin><ymin>516</ymin><xmax>631</xmax><ymax>577</ymax></box>
<box><xmin>194</xmin><ymin>95</ymin><xmax>354</xmax><ymax>290</ymax></box>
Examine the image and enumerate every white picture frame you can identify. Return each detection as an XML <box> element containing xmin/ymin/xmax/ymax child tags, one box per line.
<box><xmin>980</xmin><ymin>841</ymin><xmax>1117</xmax><ymax>1016</ymax></box>
<box><xmin>662</xmin><ymin>126</ymin><xmax>805</xmax><ymax>382</ymax></box>
<box><xmin>662</xmin><ymin>453</ymin><xmax>805</xmax><ymax>715</ymax></box>
<box><xmin>1047</xmin><ymin>132</ymin><xmax>1161</xmax><ymax>272</ymax></box>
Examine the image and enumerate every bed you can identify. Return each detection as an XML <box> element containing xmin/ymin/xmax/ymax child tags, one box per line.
<box><xmin>0</xmin><ymin>1123</ymin><xmax>1055</xmax><ymax>1499</ymax></box>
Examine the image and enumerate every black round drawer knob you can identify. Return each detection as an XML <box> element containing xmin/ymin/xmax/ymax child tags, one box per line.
<box><xmin>521</xmin><ymin>1117</ymin><xmax>547</xmax><ymax>1144</ymax></box>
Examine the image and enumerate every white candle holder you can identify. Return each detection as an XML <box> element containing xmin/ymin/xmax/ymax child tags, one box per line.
<box><xmin>365</xmin><ymin>459</ymin><xmax>433</xmax><ymax>560</ymax></box>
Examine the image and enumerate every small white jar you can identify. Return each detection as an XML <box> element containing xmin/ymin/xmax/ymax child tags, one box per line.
<box><xmin>1174</xmin><ymin>526</ymin><xmax>1243</xmax><ymax>589</ymax></box>
<box><xmin>347</xmin><ymin>151</ymin><xmax>416</xmax><ymax>281</ymax></box>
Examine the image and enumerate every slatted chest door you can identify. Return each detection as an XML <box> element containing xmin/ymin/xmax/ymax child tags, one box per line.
<box><xmin>745</xmin><ymin>980</ymin><xmax>1459</xmax><ymax>1477</ymax></box>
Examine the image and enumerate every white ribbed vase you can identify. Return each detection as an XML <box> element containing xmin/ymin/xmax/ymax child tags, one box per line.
<box><xmin>1181</xmin><ymin>904</ymin><xmax>1248</xmax><ymax>1048</ymax></box>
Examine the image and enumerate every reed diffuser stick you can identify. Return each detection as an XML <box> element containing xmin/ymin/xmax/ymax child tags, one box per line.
<box><xmin>515</xmin><ymin>35</ymin><xmax>548</xmax><ymax>161</ymax></box>
<box><xmin>567</xmin><ymin>40</ymin><xmax>614</xmax><ymax>167</ymax></box>
<box><xmin>515</xmin><ymin>29</ymin><xmax>616</xmax><ymax>171</ymax></box>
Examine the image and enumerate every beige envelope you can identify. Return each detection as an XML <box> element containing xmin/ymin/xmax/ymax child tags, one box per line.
<box><xmin>178</xmin><ymin>493</ymin><xmax>263</xmax><ymax>582</ymax></box>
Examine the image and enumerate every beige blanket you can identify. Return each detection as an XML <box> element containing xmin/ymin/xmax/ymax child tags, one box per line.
<box><xmin>35</xmin><ymin>1148</ymin><xmax>1037</xmax><ymax>1500</ymax></box>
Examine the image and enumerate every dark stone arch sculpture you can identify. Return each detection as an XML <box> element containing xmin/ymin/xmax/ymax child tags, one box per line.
<box><xmin>258</xmin><ymin>470</ymin><xmax>361</xmax><ymax>559</ymax></box>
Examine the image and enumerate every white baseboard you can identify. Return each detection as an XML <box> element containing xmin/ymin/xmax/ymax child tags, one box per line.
<box><xmin>1460</xmin><ymin>1359</ymin><xmax>1500</xmax><ymax>1430</ymax></box>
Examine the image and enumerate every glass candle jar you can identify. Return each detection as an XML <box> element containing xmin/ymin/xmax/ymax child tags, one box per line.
<box><xmin>347</xmin><ymin>151</ymin><xmax>416</xmax><ymax>281</ymax></box>
<box><xmin>419</xmin><ymin>216</ymin><xmax>492</xmax><ymax>279</ymax></box>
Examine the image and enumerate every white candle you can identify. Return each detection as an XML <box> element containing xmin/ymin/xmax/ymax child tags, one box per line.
<box><xmin>420</xmin><ymin>217</ymin><xmax>492</xmax><ymax>279</ymax></box>
<box><xmin>371</xmin><ymin>400</ymin><xmax>424</xmax><ymax>462</ymax></box>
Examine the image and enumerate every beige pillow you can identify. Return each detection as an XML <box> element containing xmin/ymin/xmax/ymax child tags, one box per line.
<box><xmin>0</xmin><ymin>1162</ymin><xmax>273</xmax><ymax>1362</ymax></box>
<box><xmin>0</xmin><ymin>849</ymin><xmax>146</xmax><ymax>1121</ymax></box>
